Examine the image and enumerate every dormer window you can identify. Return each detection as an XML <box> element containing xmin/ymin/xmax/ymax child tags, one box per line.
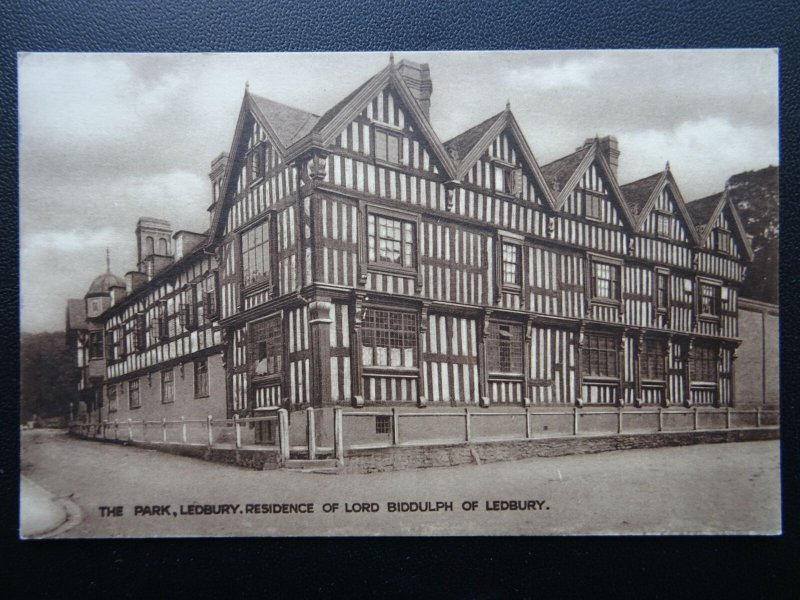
<box><xmin>713</xmin><ymin>228</ymin><xmax>731</xmax><ymax>254</ymax></box>
<box><xmin>656</xmin><ymin>212</ymin><xmax>671</xmax><ymax>238</ymax></box>
<box><xmin>584</xmin><ymin>191</ymin><xmax>603</xmax><ymax>221</ymax></box>
<box><xmin>374</xmin><ymin>128</ymin><xmax>401</xmax><ymax>165</ymax></box>
<box><xmin>492</xmin><ymin>162</ymin><xmax>521</xmax><ymax>197</ymax></box>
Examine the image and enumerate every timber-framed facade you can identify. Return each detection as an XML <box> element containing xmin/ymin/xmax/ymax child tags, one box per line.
<box><xmin>66</xmin><ymin>56</ymin><xmax>755</xmax><ymax>449</ymax></box>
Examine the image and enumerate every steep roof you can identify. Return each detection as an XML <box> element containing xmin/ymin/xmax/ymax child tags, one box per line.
<box><xmin>66</xmin><ymin>299</ymin><xmax>87</xmax><ymax>331</ymax></box>
<box><xmin>686</xmin><ymin>192</ymin><xmax>724</xmax><ymax>233</ymax></box>
<box><xmin>444</xmin><ymin>111</ymin><xmax>504</xmax><ymax>162</ymax></box>
<box><xmin>540</xmin><ymin>146</ymin><xmax>591</xmax><ymax>195</ymax></box>
<box><xmin>619</xmin><ymin>172</ymin><xmax>663</xmax><ymax>219</ymax></box>
<box><xmin>86</xmin><ymin>272</ymin><xmax>125</xmax><ymax>297</ymax></box>
<box><xmin>310</xmin><ymin>74</ymin><xmax>380</xmax><ymax>135</ymax></box>
<box><xmin>249</xmin><ymin>93</ymin><xmax>320</xmax><ymax>148</ymax></box>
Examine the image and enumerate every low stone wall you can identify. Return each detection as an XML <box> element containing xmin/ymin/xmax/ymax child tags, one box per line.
<box><xmin>341</xmin><ymin>427</ymin><xmax>779</xmax><ymax>474</ymax></box>
<box><xmin>69</xmin><ymin>431</ymin><xmax>281</xmax><ymax>470</ymax></box>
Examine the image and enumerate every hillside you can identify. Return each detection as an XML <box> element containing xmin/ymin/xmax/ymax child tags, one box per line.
<box><xmin>725</xmin><ymin>166</ymin><xmax>779</xmax><ymax>304</ymax></box>
<box><xmin>20</xmin><ymin>331</ymin><xmax>78</xmax><ymax>423</ymax></box>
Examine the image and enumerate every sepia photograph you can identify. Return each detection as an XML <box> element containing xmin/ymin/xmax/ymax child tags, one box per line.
<box><xmin>18</xmin><ymin>49</ymin><xmax>780</xmax><ymax>537</ymax></box>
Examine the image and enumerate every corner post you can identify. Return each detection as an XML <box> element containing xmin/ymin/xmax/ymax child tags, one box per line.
<box><xmin>392</xmin><ymin>408</ymin><xmax>400</xmax><ymax>446</ymax></box>
<box><xmin>277</xmin><ymin>408</ymin><xmax>289</xmax><ymax>463</ymax></box>
<box><xmin>334</xmin><ymin>407</ymin><xmax>344</xmax><ymax>467</ymax></box>
<box><xmin>306</xmin><ymin>407</ymin><xmax>316</xmax><ymax>460</ymax></box>
<box><xmin>308</xmin><ymin>299</ymin><xmax>333</xmax><ymax>407</ymax></box>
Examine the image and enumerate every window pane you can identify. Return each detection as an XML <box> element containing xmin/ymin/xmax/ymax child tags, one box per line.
<box><xmin>361</xmin><ymin>309</ymin><xmax>417</xmax><ymax>369</ymax></box>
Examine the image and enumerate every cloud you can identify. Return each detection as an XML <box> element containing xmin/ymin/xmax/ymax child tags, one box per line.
<box><xmin>505</xmin><ymin>57</ymin><xmax>608</xmax><ymax>90</ymax></box>
<box><xmin>619</xmin><ymin>117</ymin><xmax>778</xmax><ymax>198</ymax></box>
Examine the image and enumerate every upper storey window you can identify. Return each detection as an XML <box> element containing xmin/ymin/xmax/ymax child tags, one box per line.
<box><xmin>88</xmin><ymin>331</ymin><xmax>104</xmax><ymax>359</ymax></box>
<box><xmin>655</xmin><ymin>270</ymin><xmax>669</xmax><ymax>312</ymax></box>
<box><xmin>367</xmin><ymin>211</ymin><xmax>416</xmax><ymax>272</ymax></box>
<box><xmin>699</xmin><ymin>283</ymin><xmax>720</xmax><ymax>317</ymax></box>
<box><xmin>712</xmin><ymin>228</ymin><xmax>731</xmax><ymax>254</ymax></box>
<box><xmin>584</xmin><ymin>191</ymin><xmax>603</xmax><ymax>221</ymax></box>
<box><xmin>374</xmin><ymin>129</ymin><xmax>401</xmax><ymax>165</ymax></box>
<box><xmin>501</xmin><ymin>242</ymin><xmax>522</xmax><ymax>287</ymax></box>
<box><xmin>590</xmin><ymin>258</ymin><xmax>621</xmax><ymax>303</ymax></box>
<box><xmin>248</xmin><ymin>144</ymin><xmax>266</xmax><ymax>183</ymax></box>
<box><xmin>241</xmin><ymin>219</ymin><xmax>271</xmax><ymax>289</ymax></box>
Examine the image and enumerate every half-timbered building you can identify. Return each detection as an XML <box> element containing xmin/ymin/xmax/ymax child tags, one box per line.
<box><xmin>68</xmin><ymin>55</ymin><xmax>754</xmax><ymax>449</ymax></box>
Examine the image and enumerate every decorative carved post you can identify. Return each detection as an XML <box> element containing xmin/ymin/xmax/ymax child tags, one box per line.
<box><xmin>416</xmin><ymin>302</ymin><xmax>430</xmax><ymax>407</ymax></box>
<box><xmin>617</xmin><ymin>331</ymin><xmax>627</xmax><ymax>407</ymax></box>
<box><xmin>477</xmin><ymin>310</ymin><xmax>491</xmax><ymax>405</ymax></box>
<box><xmin>684</xmin><ymin>338</ymin><xmax>694</xmax><ymax>408</ymax></box>
<box><xmin>634</xmin><ymin>330</ymin><xmax>644</xmax><ymax>407</ymax></box>
<box><xmin>350</xmin><ymin>293</ymin><xmax>367</xmax><ymax>405</ymax></box>
<box><xmin>663</xmin><ymin>336</ymin><xmax>673</xmax><ymax>407</ymax></box>
<box><xmin>575</xmin><ymin>322</ymin><xmax>585</xmax><ymax>406</ymax></box>
<box><xmin>308</xmin><ymin>299</ymin><xmax>333</xmax><ymax>407</ymax></box>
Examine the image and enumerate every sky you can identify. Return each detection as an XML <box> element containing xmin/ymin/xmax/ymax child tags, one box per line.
<box><xmin>19</xmin><ymin>50</ymin><xmax>778</xmax><ymax>333</ymax></box>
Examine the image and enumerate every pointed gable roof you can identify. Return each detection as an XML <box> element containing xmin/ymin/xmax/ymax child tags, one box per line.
<box><xmin>249</xmin><ymin>94</ymin><xmax>320</xmax><ymax>148</ymax></box>
<box><xmin>619</xmin><ymin>166</ymin><xmax>699</xmax><ymax>242</ymax></box>
<box><xmin>540</xmin><ymin>146</ymin><xmax>591</xmax><ymax>196</ymax></box>
<box><xmin>687</xmin><ymin>190</ymin><xmax>754</xmax><ymax>261</ymax></box>
<box><xmin>444</xmin><ymin>107</ymin><xmax>557</xmax><ymax>210</ymax></box>
<box><xmin>444</xmin><ymin>111</ymin><xmax>505</xmax><ymax>164</ymax></box>
<box><xmin>303</xmin><ymin>62</ymin><xmax>456</xmax><ymax>176</ymax></box>
<box><xmin>537</xmin><ymin>138</ymin><xmax>636</xmax><ymax>228</ymax></box>
<box><xmin>620</xmin><ymin>171</ymin><xmax>664</xmax><ymax>219</ymax></box>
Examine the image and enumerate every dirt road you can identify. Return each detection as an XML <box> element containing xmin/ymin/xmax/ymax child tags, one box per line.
<box><xmin>20</xmin><ymin>429</ymin><xmax>781</xmax><ymax>537</ymax></box>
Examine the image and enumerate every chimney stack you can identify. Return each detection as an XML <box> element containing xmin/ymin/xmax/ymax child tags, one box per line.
<box><xmin>397</xmin><ymin>59</ymin><xmax>433</xmax><ymax>119</ymax></box>
<box><xmin>578</xmin><ymin>135</ymin><xmax>620</xmax><ymax>178</ymax></box>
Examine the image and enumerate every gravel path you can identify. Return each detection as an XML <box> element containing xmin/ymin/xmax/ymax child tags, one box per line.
<box><xmin>21</xmin><ymin>429</ymin><xmax>781</xmax><ymax>537</ymax></box>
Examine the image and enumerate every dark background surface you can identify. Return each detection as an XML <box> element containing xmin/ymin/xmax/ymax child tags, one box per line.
<box><xmin>2</xmin><ymin>0</ymin><xmax>798</xmax><ymax>597</ymax></box>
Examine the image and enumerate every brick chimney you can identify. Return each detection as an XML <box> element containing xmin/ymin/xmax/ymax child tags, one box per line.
<box><xmin>397</xmin><ymin>59</ymin><xmax>433</xmax><ymax>119</ymax></box>
<box><xmin>578</xmin><ymin>135</ymin><xmax>620</xmax><ymax>178</ymax></box>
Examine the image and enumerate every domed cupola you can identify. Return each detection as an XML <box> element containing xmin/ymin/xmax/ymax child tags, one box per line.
<box><xmin>84</xmin><ymin>250</ymin><xmax>126</xmax><ymax>318</ymax></box>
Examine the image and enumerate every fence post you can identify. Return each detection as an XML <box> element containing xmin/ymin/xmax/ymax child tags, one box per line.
<box><xmin>306</xmin><ymin>407</ymin><xmax>316</xmax><ymax>459</ymax></box>
<box><xmin>573</xmin><ymin>406</ymin><xmax>579</xmax><ymax>436</ymax></box>
<box><xmin>277</xmin><ymin>408</ymin><xmax>290</xmax><ymax>464</ymax></box>
<box><xmin>392</xmin><ymin>408</ymin><xmax>400</xmax><ymax>446</ymax></box>
<box><xmin>464</xmin><ymin>407</ymin><xmax>471</xmax><ymax>442</ymax></box>
<box><xmin>525</xmin><ymin>408</ymin><xmax>532</xmax><ymax>439</ymax></box>
<box><xmin>162</xmin><ymin>417</ymin><xmax>167</xmax><ymax>443</ymax></box>
<box><xmin>181</xmin><ymin>416</ymin><xmax>187</xmax><ymax>444</ymax></box>
<box><xmin>726</xmin><ymin>407</ymin><xmax>731</xmax><ymax>430</ymax></box>
<box><xmin>693</xmin><ymin>407</ymin><xmax>699</xmax><ymax>431</ymax></box>
<box><xmin>234</xmin><ymin>414</ymin><xmax>242</xmax><ymax>450</ymax></box>
<box><xmin>756</xmin><ymin>407</ymin><xmax>761</xmax><ymax>428</ymax></box>
<box><xmin>334</xmin><ymin>407</ymin><xmax>344</xmax><ymax>467</ymax></box>
<box><xmin>142</xmin><ymin>420</ymin><xmax>147</xmax><ymax>442</ymax></box>
<box><xmin>128</xmin><ymin>418</ymin><xmax>133</xmax><ymax>441</ymax></box>
<box><xmin>206</xmin><ymin>415</ymin><xmax>214</xmax><ymax>447</ymax></box>
<box><xmin>617</xmin><ymin>407</ymin><xmax>623</xmax><ymax>434</ymax></box>
<box><xmin>658</xmin><ymin>407</ymin><xmax>663</xmax><ymax>432</ymax></box>
<box><xmin>114</xmin><ymin>420</ymin><xmax>119</xmax><ymax>440</ymax></box>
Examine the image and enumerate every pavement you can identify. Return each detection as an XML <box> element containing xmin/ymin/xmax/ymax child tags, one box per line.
<box><xmin>19</xmin><ymin>476</ymin><xmax>68</xmax><ymax>538</ymax></box>
<box><xmin>20</xmin><ymin>428</ymin><xmax>781</xmax><ymax>537</ymax></box>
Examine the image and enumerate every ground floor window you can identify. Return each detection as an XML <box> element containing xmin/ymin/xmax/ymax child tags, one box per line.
<box><xmin>107</xmin><ymin>384</ymin><xmax>117</xmax><ymax>412</ymax></box>
<box><xmin>375</xmin><ymin>415</ymin><xmax>391</xmax><ymax>434</ymax></box>
<box><xmin>486</xmin><ymin>322</ymin><xmax>524</xmax><ymax>375</ymax></box>
<box><xmin>194</xmin><ymin>358</ymin><xmax>209</xmax><ymax>397</ymax></box>
<box><xmin>250</xmin><ymin>316</ymin><xmax>283</xmax><ymax>377</ymax></box>
<box><xmin>640</xmin><ymin>337</ymin><xmax>667</xmax><ymax>382</ymax></box>
<box><xmin>583</xmin><ymin>332</ymin><xmax>619</xmax><ymax>379</ymax></box>
<box><xmin>691</xmin><ymin>342</ymin><xmax>718</xmax><ymax>382</ymax></box>
<box><xmin>129</xmin><ymin>379</ymin><xmax>140</xmax><ymax>409</ymax></box>
<box><xmin>161</xmin><ymin>368</ymin><xmax>174</xmax><ymax>403</ymax></box>
<box><xmin>361</xmin><ymin>308</ymin><xmax>417</xmax><ymax>368</ymax></box>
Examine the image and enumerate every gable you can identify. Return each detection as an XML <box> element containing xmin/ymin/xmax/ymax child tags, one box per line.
<box><xmin>329</xmin><ymin>85</ymin><xmax>442</xmax><ymax>175</ymax></box>
<box><xmin>640</xmin><ymin>184</ymin><xmax>692</xmax><ymax>243</ymax></box>
<box><xmin>462</xmin><ymin>128</ymin><xmax>546</xmax><ymax>206</ymax></box>
<box><xmin>559</xmin><ymin>160</ymin><xmax>625</xmax><ymax>227</ymax></box>
<box><xmin>703</xmin><ymin>205</ymin><xmax>744</xmax><ymax>259</ymax></box>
